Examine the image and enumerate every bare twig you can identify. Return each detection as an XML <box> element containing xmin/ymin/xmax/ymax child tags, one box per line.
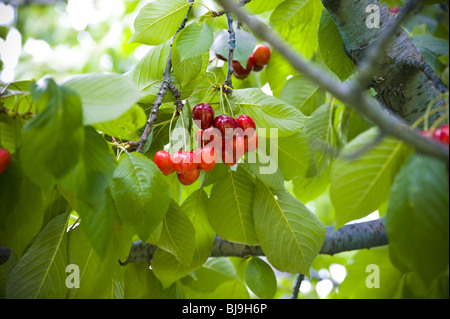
<box><xmin>216</xmin><ymin>0</ymin><xmax>449</xmax><ymax>162</ymax></box>
<box><xmin>291</xmin><ymin>274</ymin><xmax>305</xmax><ymax>299</ymax></box>
<box><xmin>224</xmin><ymin>13</ymin><xmax>236</xmax><ymax>92</ymax></box>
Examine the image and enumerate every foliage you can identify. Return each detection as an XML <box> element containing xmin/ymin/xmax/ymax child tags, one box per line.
<box><xmin>0</xmin><ymin>0</ymin><xmax>448</xmax><ymax>299</ymax></box>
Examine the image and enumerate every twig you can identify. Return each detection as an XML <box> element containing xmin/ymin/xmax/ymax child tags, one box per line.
<box><xmin>291</xmin><ymin>274</ymin><xmax>305</xmax><ymax>299</ymax></box>
<box><xmin>402</xmin><ymin>59</ymin><xmax>449</xmax><ymax>93</ymax></box>
<box><xmin>224</xmin><ymin>13</ymin><xmax>236</xmax><ymax>92</ymax></box>
<box><xmin>128</xmin><ymin>1</ymin><xmax>194</xmax><ymax>153</ymax></box>
<box><xmin>216</xmin><ymin>0</ymin><xmax>449</xmax><ymax>162</ymax></box>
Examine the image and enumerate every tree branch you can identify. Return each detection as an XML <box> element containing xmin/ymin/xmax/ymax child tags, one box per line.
<box><xmin>119</xmin><ymin>217</ymin><xmax>388</xmax><ymax>266</ymax></box>
<box><xmin>127</xmin><ymin>1</ymin><xmax>194</xmax><ymax>153</ymax></box>
<box><xmin>217</xmin><ymin>0</ymin><xmax>449</xmax><ymax>162</ymax></box>
<box><xmin>224</xmin><ymin>13</ymin><xmax>236</xmax><ymax>92</ymax></box>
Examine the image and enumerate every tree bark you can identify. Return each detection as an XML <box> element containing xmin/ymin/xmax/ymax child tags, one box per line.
<box><xmin>322</xmin><ymin>0</ymin><xmax>446</xmax><ymax>125</ymax></box>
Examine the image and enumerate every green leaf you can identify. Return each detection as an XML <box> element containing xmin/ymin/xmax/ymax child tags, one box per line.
<box><xmin>245</xmin><ymin>257</ymin><xmax>277</xmax><ymax>299</ymax></box>
<box><xmin>129</xmin><ymin>0</ymin><xmax>190</xmax><ymax>45</ymax></box>
<box><xmin>67</xmin><ymin>225</ymin><xmax>129</xmax><ymax>299</ymax></box>
<box><xmin>211</xmin><ymin>29</ymin><xmax>257</xmax><ymax>67</ymax></box>
<box><xmin>279</xmin><ymin>75</ymin><xmax>326</xmax><ymax>116</ymax></box>
<box><xmin>181</xmin><ymin>189</ymin><xmax>216</xmax><ymax>266</ymax></box>
<box><xmin>124</xmin><ymin>262</ymin><xmax>178</xmax><ymax>298</ymax></box>
<box><xmin>172</xmin><ymin>47</ymin><xmax>204</xmax><ymax>87</ymax></box>
<box><xmin>4</xmin><ymin>175</ymin><xmax>44</xmax><ymax>258</ymax></box>
<box><xmin>234</xmin><ymin>88</ymin><xmax>307</xmax><ymax>137</ymax></box>
<box><xmin>337</xmin><ymin>247</ymin><xmax>403</xmax><ymax>298</ymax></box>
<box><xmin>0</xmin><ymin>114</ymin><xmax>23</xmax><ymax>153</ymax></box>
<box><xmin>270</xmin><ymin>0</ymin><xmax>322</xmax><ymax>58</ymax></box>
<box><xmin>253</xmin><ymin>179</ymin><xmax>326</xmax><ymax>274</ymax></box>
<box><xmin>318</xmin><ymin>9</ymin><xmax>355</xmax><ymax>81</ymax></box>
<box><xmin>175</xmin><ymin>22</ymin><xmax>213</xmax><ymax>59</ymax></box>
<box><xmin>150</xmin><ymin>191</ymin><xmax>213</xmax><ymax>288</ymax></box>
<box><xmin>62</xmin><ymin>73</ymin><xmax>143</xmax><ymax>125</ymax></box>
<box><xmin>208</xmin><ymin>166</ymin><xmax>258</xmax><ymax>245</ymax></box>
<box><xmin>386</xmin><ymin>153</ymin><xmax>449</xmax><ymax>282</ymax></box>
<box><xmin>276</xmin><ymin>131</ymin><xmax>315</xmax><ymax>181</ymax></box>
<box><xmin>110</xmin><ymin>152</ymin><xmax>170</xmax><ymax>241</ymax></box>
<box><xmin>213</xmin><ymin>281</ymin><xmax>250</xmax><ymax>299</ymax></box>
<box><xmin>330</xmin><ymin>127</ymin><xmax>413</xmax><ymax>228</ymax></box>
<box><xmin>94</xmin><ymin>104</ymin><xmax>147</xmax><ymax>141</ymax></box>
<box><xmin>6</xmin><ymin>213</ymin><xmax>69</xmax><ymax>299</ymax></box>
<box><xmin>60</xmin><ymin>126</ymin><xmax>115</xmax><ymax>205</ymax></box>
<box><xmin>128</xmin><ymin>41</ymin><xmax>171</xmax><ymax>91</ymax></box>
<box><xmin>21</xmin><ymin>77</ymin><xmax>84</xmax><ymax>188</ymax></box>
<box><xmin>247</xmin><ymin>0</ymin><xmax>285</xmax><ymax>13</ymax></box>
<box><xmin>152</xmin><ymin>200</ymin><xmax>196</xmax><ymax>266</ymax></box>
<box><xmin>260</xmin><ymin>51</ymin><xmax>296</xmax><ymax>97</ymax></box>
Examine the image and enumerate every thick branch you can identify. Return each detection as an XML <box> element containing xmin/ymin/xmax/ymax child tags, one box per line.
<box><xmin>119</xmin><ymin>218</ymin><xmax>388</xmax><ymax>265</ymax></box>
<box><xmin>217</xmin><ymin>0</ymin><xmax>449</xmax><ymax>162</ymax></box>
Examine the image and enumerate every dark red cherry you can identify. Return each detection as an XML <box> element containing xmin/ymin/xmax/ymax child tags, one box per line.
<box><xmin>192</xmin><ymin>103</ymin><xmax>215</xmax><ymax>130</ymax></box>
<box><xmin>213</xmin><ymin>115</ymin><xmax>238</xmax><ymax>139</ymax></box>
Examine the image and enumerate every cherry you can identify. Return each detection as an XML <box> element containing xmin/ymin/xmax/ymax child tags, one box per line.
<box><xmin>0</xmin><ymin>148</ymin><xmax>11</xmax><ymax>175</ymax></box>
<box><xmin>244</xmin><ymin>133</ymin><xmax>258</xmax><ymax>153</ymax></box>
<box><xmin>153</xmin><ymin>150</ymin><xmax>175</xmax><ymax>176</ymax></box>
<box><xmin>232</xmin><ymin>59</ymin><xmax>253</xmax><ymax>79</ymax></box>
<box><xmin>236</xmin><ymin>115</ymin><xmax>256</xmax><ymax>136</ymax></box>
<box><xmin>195</xmin><ymin>145</ymin><xmax>217</xmax><ymax>172</ymax></box>
<box><xmin>221</xmin><ymin>136</ymin><xmax>245</xmax><ymax>166</ymax></box>
<box><xmin>171</xmin><ymin>150</ymin><xmax>196</xmax><ymax>174</ymax></box>
<box><xmin>390</xmin><ymin>7</ymin><xmax>400</xmax><ymax>14</ymax></box>
<box><xmin>177</xmin><ymin>167</ymin><xmax>200</xmax><ymax>186</ymax></box>
<box><xmin>250</xmin><ymin>44</ymin><xmax>271</xmax><ymax>70</ymax></box>
<box><xmin>202</xmin><ymin>127</ymin><xmax>221</xmax><ymax>146</ymax></box>
<box><xmin>192</xmin><ymin>103</ymin><xmax>214</xmax><ymax>130</ymax></box>
<box><xmin>213</xmin><ymin>115</ymin><xmax>238</xmax><ymax>139</ymax></box>
<box><xmin>432</xmin><ymin>124</ymin><xmax>449</xmax><ymax>144</ymax></box>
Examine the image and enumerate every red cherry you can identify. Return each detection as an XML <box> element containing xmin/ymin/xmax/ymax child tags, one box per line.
<box><xmin>195</xmin><ymin>129</ymin><xmax>204</xmax><ymax>148</ymax></box>
<box><xmin>232</xmin><ymin>59</ymin><xmax>253</xmax><ymax>79</ymax></box>
<box><xmin>432</xmin><ymin>124</ymin><xmax>449</xmax><ymax>144</ymax></box>
<box><xmin>171</xmin><ymin>150</ymin><xmax>196</xmax><ymax>173</ymax></box>
<box><xmin>192</xmin><ymin>103</ymin><xmax>214</xmax><ymax>130</ymax></box>
<box><xmin>221</xmin><ymin>136</ymin><xmax>245</xmax><ymax>166</ymax></box>
<box><xmin>236</xmin><ymin>115</ymin><xmax>256</xmax><ymax>136</ymax></box>
<box><xmin>390</xmin><ymin>7</ymin><xmax>400</xmax><ymax>14</ymax></box>
<box><xmin>0</xmin><ymin>148</ymin><xmax>11</xmax><ymax>175</ymax></box>
<box><xmin>153</xmin><ymin>150</ymin><xmax>175</xmax><ymax>176</ymax></box>
<box><xmin>213</xmin><ymin>115</ymin><xmax>238</xmax><ymax>139</ymax></box>
<box><xmin>177</xmin><ymin>167</ymin><xmax>200</xmax><ymax>186</ymax></box>
<box><xmin>195</xmin><ymin>145</ymin><xmax>217</xmax><ymax>172</ymax></box>
<box><xmin>216</xmin><ymin>53</ymin><xmax>228</xmax><ymax>61</ymax></box>
<box><xmin>251</xmin><ymin>44</ymin><xmax>271</xmax><ymax>68</ymax></box>
<box><xmin>202</xmin><ymin>127</ymin><xmax>221</xmax><ymax>146</ymax></box>
<box><xmin>244</xmin><ymin>133</ymin><xmax>258</xmax><ymax>153</ymax></box>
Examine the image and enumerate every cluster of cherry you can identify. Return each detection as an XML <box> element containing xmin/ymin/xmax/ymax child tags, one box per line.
<box><xmin>153</xmin><ymin>103</ymin><xmax>258</xmax><ymax>185</ymax></box>
<box><xmin>216</xmin><ymin>44</ymin><xmax>271</xmax><ymax>80</ymax></box>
